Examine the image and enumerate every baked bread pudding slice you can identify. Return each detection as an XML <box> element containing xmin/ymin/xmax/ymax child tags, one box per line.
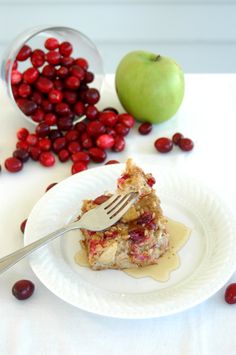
<box><xmin>79</xmin><ymin>159</ymin><xmax>169</xmax><ymax>270</ymax></box>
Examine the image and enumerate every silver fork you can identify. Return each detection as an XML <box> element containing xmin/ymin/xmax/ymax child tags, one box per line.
<box><xmin>0</xmin><ymin>192</ymin><xmax>137</xmax><ymax>274</ymax></box>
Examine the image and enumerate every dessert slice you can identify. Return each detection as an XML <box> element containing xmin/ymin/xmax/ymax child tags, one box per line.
<box><xmin>79</xmin><ymin>159</ymin><xmax>169</xmax><ymax>270</ymax></box>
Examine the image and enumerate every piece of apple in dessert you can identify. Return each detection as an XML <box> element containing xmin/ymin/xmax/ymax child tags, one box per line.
<box><xmin>79</xmin><ymin>159</ymin><xmax>169</xmax><ymax>270</ymax></box>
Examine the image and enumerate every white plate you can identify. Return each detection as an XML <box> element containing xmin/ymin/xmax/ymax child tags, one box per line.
<box><xmin>24</xmin><ymin>164</ymin><xmax>236</xmax><ymax>319</ymax></box>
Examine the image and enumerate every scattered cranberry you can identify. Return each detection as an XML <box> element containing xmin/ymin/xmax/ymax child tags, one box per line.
<box><xmin>36</xmin><ymin>123</ymin><xmax>50</xmax><ymax>138</ymax></box>
<box><xmin>74</xmin><ymin>101</ymin><xmax>85</xmax><ymax>117</ymax></box>
<box><xmin>89</xmin><ymin>147</ymin><xmax>107</xmax><ymax>163</ymax></box>
<box><xmin>17</xmin><ymin>128</ymin><xmax>29</xmax><ymax>141</ymax></box>
<box><xmin>84</xmin><ymin>71</ymin><xmax>94</xmax><ymax>83</ymax></box>
<box><xmin>225</xmin><ymin>283</ymin><xmax>236</xmax><ymax>304</ymax></box>
<box><xmin>75</xmin><ymin>122</ymin><xmax>86</xmax><ymax>134</ymax></box>
<box><xmin>23</xmin><ymin>67</ymin><xmax>39</xmax><ymax>84</ymax></box>
<box><xmin>65</xmin><ymin>76</ymin><xmax>80</xmax><ymax>90</ymax></box>
<box><xmin>179</xmin><ymin>138</ymin><xmax>194</xmax><ymax>152</ymax></box>
<box><xmin>58</xmin><ymin>149</ymin><xmax>70</xmax><ymax>162</ymax></box>
<box><xmin>54</xmin><ymin>78</ymin><xmax>64</xmax><ymax>91</ymax></box>
<box><xmin>138</xmin><ymin>122</ymin><xmax>152</xmax><ymax>135</ymax></box>
<box><xmin>12</xmin><ymin>280</ymin><xmax>35</xmax><ymax>300</ymax></box>
<box><xmin>154</xmin><ymin>137</ymin><xmax>173</xmax><ymax>153</ymax></box>
<box><xmin>45</xmin><ymin>182</ymin><xmax>57</xmax><ymax>192</ymax></box>
<box><xmin>61</xmin><ymin>56</ymin><xmax>74</xmax><ymax>67</ymax></box>
<box><xmin>74</xmin><ymin>58</ymin><xmax>88</xmax><ymax>70</ymax></box>
<box><xmin>29</xmin><ymin>146</ymin><xmax>41</xmax><ymax>161</ymax></box>
<box><xmin>71</xmin><ymin>161</ymin><xmax>87</xmax><ymax>174</ymax></box>
<box><xmin>85</xmin><ymin>88</ymin><xmax>100</xmax><ymax>105</ymax></box>
<box><xmin>129</xmin><ymin>229</ymin><xmax>145</xmax><ymax>242</ymax></box>
<box><xmin>57</xmin><ymin>66</ymin><xmax>69</xmax><ymax>79</ymax></box>
<box><xmin>55</xmin><ymin>102</ymin><xmax>70</xmax><ymax>116</ymax></box>
<box><xmin>31</xmin><ymin>49</ymin><xmax>45</xmax><ymax>68</ymax></box>
<box><xmin>39</xmin><ymin>152</ymin><xmax>55</xmax><ymax>167</ymax></box>
<box><xmin>38</xmin><ymin>138</ymin><xmax>51</xmax><ymax>151</ymax></box>
<box><xmin>147</xmin><ymin>176</ymin><xmax>156</xmax><ymax>187</ymax></box>
<box><xmin>20</xmin><ymin>219</ymin><xmax>27</xmax><ymax>233</ymax></box>
<box><xmin>11</xmin><ymin>70</ymin><xmax>22</xmax><ymax>85</ymax></box>
<box><xmin>115</xmin><ymin>123</ymin><xmax>130</xmax><ymax>136</ymax></box>
<box><xmin>112</xmin><ymin>136</ymin><xmax>125</xmax><ymax>152</ymax></box>
<box><xmin>105</xmin><ymin>160</ymin><xmax>119</xmax><ymax>165</ymax></box>
<box><xmin>64</xmin><ymin>90</ymin><xmax>77</xmax><ymax>105</ymax></box>
<box><xmin>13</xmin><ymin>149</ymin><xmax>29</xmax><ymax>162</ymax></box>
<box><xmin>81</xmin><ymin>133</ymin><xmax>93</xmax><ymax>149</ymax></box>
<box><xmin>87</xmin><ymin>121</ymin><xmax>105</xmax><ymax>137</ymax></box>
<box><xmin>68</xmin><ymin>141</ymin><xmax>81</xmax><ymax>154</ymax></box>
<box><xmin>65</xmin><ymin>129</ymin><xmax>79</xmax><ymax>142</ymax></box>
<box><xmin>85</xmin><ymin>105</ymin><xmax>98</xmax><ymax>120</ymax></box>
<box><xmin>99</xmin><ymin>111</ymin><xmax>118</xmax><ymax>127</ymax></box>
<box><xmin>96</xmin><ymin>134</ymin><xmax>114</xmax><ymax>150</ymax></box>
<box><xmin>172</xmin><ymin>132</ymin><xmax>184</xmax><ymax>145</ymax></box>
<box><xmin>31</xmin><ymin>91</ymin><xmax>43</xmax><ymax>105</ymax></box>
<box><xmin>46</xmin><ymin>50</ymin><xmax>61</xmax><ymax>65</ymax></box>
<box><xmin>93</xmin><ymin>195</ymin><xmax>110</xmax><ymax>205</ymax></box>
<box><xmin>18</xmin><ymin>83</ymin><xmax>31</xmax><ymax>98</ymax></box>
<box><xmin>16</xmin><ymin>141</ymin><xmax>29</xmax><ymax>151</ymax></box>
<box><xmin>118</xmin><ymin>113</ymin><xmax>135</xmax><ymax>128</ymax></box>
<box><xmin>45</xmin><ymin>37</ymin><xmax>59</xmax><ymax>50</ymax></box>
<box><xmin>71</xmin><ymin>151</ymin><xmax>90</xmax><ymax>163</ymax></box>
<box><xmin>36</xmin><ymin>77</ymin><xmax>53</xmax><ymax>93</ymax></box>
<box><xmin>69</xmin><ymin>65</ymin><xmax>85</xmax><ymax>80</ymax></box>
<box><xmin>44</xmin><ymin>113</ymin><xmax>57</xmax><ymax>126</ymax></box>
<box><xmin>42</xmin><ymin>64</ymin><xmax>56</xmax><ymax>79</ymax></box>
<box><xmin>52</xmin><ymin>137</ymin><xmax>67</xmax><ymax>152</ymax></box>
<box><xmin>41</xmin><ymin>99</ymin><xmax>53</xmax><ymax>113</ymax></box>
<box><xmin>57</xmin><ymin>117</ymin><xmax>73</xmax><ymax>131</ymax></box>
<box><xmin>26</xmin><ymin>133</ymin><xmax>38</xmax><ymax>146</ymax></box>
<box><xmin>16</xmin><ymin>45</ymin><xmax>32</xmax><ymax>61</ymax></box>
<box><xmin>5</xmin><ymin>157</ymin><xmax>23</xmax><ymax>172</ymax></box>
<box><xmin>48</xmin><ymin>89</ymin><xmax>63</xmax><ymax>104</ymax></box>
<box><xmin>49</xmin><ymin>129</ymin><xmax>62</xmax><ymax>141</ymax></box>
<box><xmin>59</xmin><ymin>42</ymin><xmax>73</xmax><ymax>57</ymax></box>
<box><xmin>31</xmin><ymin>108</ymin><xmax>44</xmax><ymax>123</ymax></box>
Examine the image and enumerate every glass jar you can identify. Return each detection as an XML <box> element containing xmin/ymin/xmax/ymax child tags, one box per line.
<box><xmin>1</xmin><ymin>25</ymin><xmax>104</xmax><ymax>125</ymax></box>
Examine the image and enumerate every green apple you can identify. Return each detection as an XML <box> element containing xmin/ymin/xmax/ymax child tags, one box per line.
<box><xmin>115</xmin><ymin>51</ymin><xmax>185</xmax><ymax>123</ymax></box>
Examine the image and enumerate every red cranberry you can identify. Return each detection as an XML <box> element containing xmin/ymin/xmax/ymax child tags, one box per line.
<box><xmin>71</xmin><ymin>151</ymin><xmax>90</xmax><ymax>163</ymax></box>
<box><xmin>23</xmin><ymin>67</ymin><xmax>39</xmax><ymax>84</ymax></box>
<box><xmin>138</xmin><ymin>122</ymin><xmax>152</xmax><ymax>135</ymax></box>
<box><xmin>103</xmin><ymin>107</ymin><xmax>119</xmax><ymax>114</ymax></box>
<box><xmin>17</xmin><ymin>128</ymin><xmax>29</xmax><ymax>141</ymax></box>
<box><xmin>55</xmin><ymin>102</ymin><xmax>70</xmax><ymax>116</ymax></box>
<box><xmin>81</xmin><ymin>133</ymin><xmax>93</xmax><ymax>149</ymax></box>
<box><xmin>63</xmin><ymin>91</ymin><xmax>77</xmax><ymax>105</ymax></box>
<box><xmin>45</xmin><ymin>37</ymin><xmax>59</xmax><ymax>50</ymax></box>
<box><xmin>84</xmin><ymin>88</ymin><xmax>100</xmax><ymax>105</ymax></box>
<box><xmin>112</xmin><ymin>136</ymin><xmax>125</xmax><ymax>152</ymax></box>
<box><xmin>29</xmin><ymin>146</ymin><xmax>41</xmax><ymax>161</ymax></box>
<box><xmin>31</xmin><ymin>91</ymin><xmax>43</xmax><ymax>105</ymax></box>
<box><xmin>179</xmin><ymin>138</ymin><xmax>194</xmax><ymax>152</ymax></box>
<box><xmin>45</xmin><ymin>182</ymin><xmax>57</xmax><ymax>192</ymax></box>
<box><xmin>18</xmin><ymin>84</ymin><xmax>32</xmax><ymax>98</ymax></box>
<box><xmin>129</xmin><ymin>229</ymin><xmax>145</xmax><ymax>242</ymax></box>
<box><xmin>54</xmin><ymin>79</ymin><xmax>64</xmax><ymax>91</ymax></box>
<box><xmin>16</xmin><ymin>141</ymin><xmax>29</xmax><ymax>151</ymax></box>
<box><xmin>71</xmin><ymin>161</ymin><xmax>87</xmax><ymax>174</ymax></box>
<box><xmin>13</xmin><ymin>149</ymin><xmax>29</xmax><ymax>162</ymax></box>
<box><xmin>93</xmin><ymin>195</ymin><xmax>110</xmax><ymax>205</ymax></box>
<box><xmin>137</xmin><ymin>212</ymin><xmax>153</xmax><ymax>225</ymax></box>
<box><xmin>26</xmin><ymin>133</ymin><xmax>38</xmax><ymax>146</ymax></box>
<box><xmin>20</xmin><ymin>219</ymin><xmax>27</xmax><ymax>233</ymax></box>
<box><xmin>96</xmin><ymin>134</ymin><xmax>114</xmax><ymax>150</ymax></box>
<box><xmin>87</xmin><ymin>121</ymin><xmax>105</xmax><ymax>137</ymax></box>
<box><xmin>5</xmin><ymin>157</ymin><xmax>23</xmax><ymax>172</ymax></box>
<box><xmin>58</xmin><ymin>149</ymin><xmax>70</xmax><ymax>162</ymax></box>
<box><xmin>46</xmin><ymin>50</ymin><xmax>61</xmax><ymax>65</ymax></box>
<box><xmin>89</xmin><ymin>147</ymin><xmax>107</xmax><ymax>163</ymax></box>
<box><xmin>106</xmin><ymin>127</ymin><xmax>116</xmax><ymax>137</ymax></box>
<box><xmin>69</xmin><ymin>65</ymin><xmax>85</xmax><ymax>80</ymax></box>
<box><xmin>154</xmin><ymin>138</ymin><xmax>173</xmax><ymax>153</ymax></box>
<box><xmin>48</xmin><ymin>89</ymin><xmax>63</xmax><ymax>104</ymax></box>
<box><xmin>38</xmin><ymin>138</ymin><xmax>51</xmax><ymax>151</ymax></box>
<box><xmin>115</xmin><ymin>123</ymin><xmax>130</xmax><ymax>136</ymax></box>
<box><xmin>17</xmin><ymin>99</ymin><xmax>38</xmax><ymax>116</ymax></box>
<box><xmin>65</xmin><ymin>76</ymin><xmax>80</xmax><ymax>90</ymax></box>
<box><xmin>99</xmin><ymin>111</ymin><xmax>118</xmax><ymax>127</ymax></box>
<box><xmin>85</xmin><ymin>105</ymin><xmax>98</xmax><ymax>120</ymax></box>
<box><xmin>44</xmin><ymin>113</ymin><xmax>57</xmax><ymax>126</ymax></box>
<box><xmin>74</xmin><ymin>102</ymin><xmax>85</xmax><ymax>117</ymax></box>
<box><xmin>118</xmin><ymin>113</ymin><xmax>135</xmax><ymax>128</ymax></box>
<box><xmin>12</xmin><ymin>280</ymin><xmax>35</xmax><ymax>300</ymax></box>
<box><xmin>31</xmin><ymin>108</ymin><xmax>44</xmax><ymax>123</ymax></box>
<box><xmin>172</xmin><ymin>132</ymin><xmax>184</xmax><ymax>145</ymax></box>
<box><xmin>225</xmin><ymin>283</ymin><xmax>236</xmax><ymax>304</ymax></box>
<box><xmin>52</xmin><ymin>137</ymin><xmax>67</xmax><ymax>152</ymax></box>
<box><xmin>68</xmin><ymin>141</ymin><xmax>81</xmax><ymax>154</ymax></box>
<box><xmin>31</xmin><ymin>49</ymin><xmax>45</xmax><ymax>67</ymax></box>
<box><xmin>16</xmin><ymin>45</ymin><xmax>32</xmax><ymax>61</ymax></box>
<box><xmin>105</xmin><ymin>160</ymin><xmax>119</xmax><ymax>165</ymax></box>
<box><xmin>65</xmin><ymin>129</ymin><xmax>79</xmax><ymax>142</ymax></box>
<box><xmin>12</xmin><ymin>85</ymin><xmax>19</xmax><ymax>99</ymax></box>
<box><xmin>61</xmin><ymin>56</ymin><xmax>74</xmax><ymax>67</ymax></box>
<box><xmin>36</xmin><ymin>77</ymin><xmax>53</xmax><ymax>93</ymax></box>
<box><xmin>57</xmin><ymin>117</ymin><xmax>73</xmax><ymax>131</ymax></box>
<box><xmin>39</xmin><ymin>152</ymin><xmax>55</xmax><ymax>167</ymax></box>
<box><xmin>57</xmin><ymin>66</ymin><xmax>69</xmax><ymax>79</ymax></box>
<box><xmin>77</xmin><ymin>84</ymin><xmax>89</xmax><ymax>102</ymax></box>
<box><xmin>49</xmin><ymin>129</ymin><xmax>62</xmax><ymax>141</ymax></box>
<box><xmin>59</xmin><ymin>42</ymin><xmax>73</xmax><ymax>57</ymax></box>
<box><xmin>147</xmin><ymin>177</ymin><xmax>156</xmax><ymax>187</ymax></box>
<box><xmin>42</xmin><ymin>64</ymin><xmax>56</xmax><ymax>79</ymax></box>
<box><xmin>84</xmin><ymin>71</ymin><xmax>94</xmax><ymax>83</ymax></box>
<box><xmin>74</xmin><ymin>58</ymin><xmax>88</xmax><ymax>70</ymax></box>
<box><xmin>75</xmin><ymin>122</ymin><xmax>86</xmax><ymax>134</ymax></box>
<box><xmin>36</xmin><ymin>122</ymin><xmax>50</xmax><ymax>138</ymax></box>
<box><xmin>41</xmin><ymin>99</ymin><xmax>53</xmax><ymax>113</ymax></box>
<box><xmin>11</xmin><ymin>70</ymin><xmax>22</xmax><ymax>85</ymax></box>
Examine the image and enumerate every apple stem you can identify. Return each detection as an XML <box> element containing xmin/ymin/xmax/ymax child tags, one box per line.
<box><xmin>154</xmin><ymin>55</ymin><xmax>161</xmax><ymax>61</ymax></box>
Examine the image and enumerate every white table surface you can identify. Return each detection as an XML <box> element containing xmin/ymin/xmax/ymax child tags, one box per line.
<box><xmin>0</xmin><ymin>74</ymin><xmax>236</xmax><ymax>355</ymax></box>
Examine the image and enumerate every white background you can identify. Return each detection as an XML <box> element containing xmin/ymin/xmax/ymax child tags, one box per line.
<box><xmin>0</xmin><ymin>0</ymin><xmax>235</xmax><ymax>73</ymax></box>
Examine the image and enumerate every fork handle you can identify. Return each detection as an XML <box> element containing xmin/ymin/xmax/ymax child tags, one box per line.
<box><xmin>0</xmin><ymin>225</ymin><xmax>75</xmax><ymax>274</ymax></box>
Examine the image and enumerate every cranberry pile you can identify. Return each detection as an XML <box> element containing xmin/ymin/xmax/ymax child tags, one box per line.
<box><xmin>154</xmin><ymin>132</ymin><xmax>194</xmax><ymax>153</ymax></box>
<box><xmin>5</xmin><ymin>37</ymin><xmax>136</xmax><ymax>173</ymax></box>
